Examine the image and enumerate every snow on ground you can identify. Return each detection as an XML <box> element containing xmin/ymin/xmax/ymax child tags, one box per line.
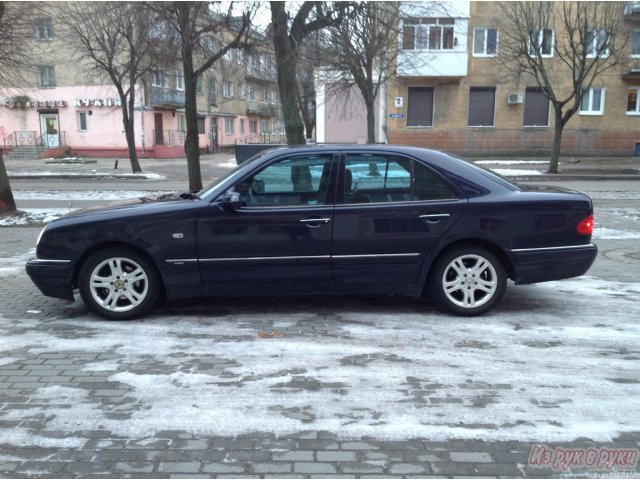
<box><xmin>493</xmin><ymin>169</ymin><xmax>544</xmax><ymax>176</ymax></box>
<box><xmin>475</xmin><ymin>160</ymin><xmax>549</xmax><ymax>165</ymax></box>
<box><xmin>0</xmin><ymin>276</ymin><xmax>638</xmax><ymax>445</ymax></box>
<box><xmin>13</xmin><ymin>190</ymin><xmax>171</xmax><ymax>201</ymax></box>
<box><xmin>0</xmin><ymin>209</ymin><xmax>74</xmax><ymax>226</ymax></box>
<box><xmin>7</xmin><ymin>171</ymin><xmax>166</xmax><ymax>180</ymax></box>
<box><xmin>594</xmin><ymin>227</ymin><xmax>640</xmax><ymax>240</ymax></box>
<box><xmin>0</xmin><ymin>249</ymin><xmax>35</xmax><ymax>277</ymax></box>
<box><xmin>215</xmin><ymin>157</ymin><xmax>239</xmax><ymax>169</ymax></box>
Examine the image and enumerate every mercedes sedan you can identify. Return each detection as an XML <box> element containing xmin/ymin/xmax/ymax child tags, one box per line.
<box><xmin>26</xmin><ymin>145</ymin><xmax>597</xmax><ymax>320</ymax></box>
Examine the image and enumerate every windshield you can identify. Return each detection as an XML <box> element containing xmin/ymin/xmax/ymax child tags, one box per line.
<box><xmin>198</xmin><ymin>162</ymin><xmax>247</xmax><ymax>199</ymax></box>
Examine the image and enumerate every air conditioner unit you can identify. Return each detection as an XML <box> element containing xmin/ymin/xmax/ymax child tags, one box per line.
<box><xmin>508</xmin><ymin>92</ymin><xmax>524</xmax><ymax>104</ymax></box>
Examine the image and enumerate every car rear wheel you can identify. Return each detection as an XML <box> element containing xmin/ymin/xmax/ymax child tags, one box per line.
<box><xmin>78</xmin><ymin>248</ymin><xmax>160</xmax><ymax>320</ymax></box>
<box><xmin>429</xmin><ymin>246</ymin><xmax>506</xmax><ymax>316</ymax></box>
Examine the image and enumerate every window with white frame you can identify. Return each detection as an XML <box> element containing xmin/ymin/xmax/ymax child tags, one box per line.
<box><xmin>271</xmin><ymin>90</ymin><xmax>278</xmax><ymax>104</ymax></box>
<box><xmin>237</xmin><ymin>49</ymin><xmax>244</xmax><ymax>64</ymax></box>
<box><xmin>34</xmin><ymin>18</ymin><xmax>53</xmax><ymax>40</ymax></box>
<box><xmin>627</xmin><ymin>88</ymin><xmax>640</xmax><ymax>115</ymax></box>
<box><xmin>632</xmin><ymin>29</ymin><xmax>640</xmax><ymax>57</ymax></box>
<box><xmin>238</xmin><ymin>82</ymin><xmax>244</xmax><ymax>99</ymax></box>
<box><xmin>473</xmin><ymin>28</ymin><xmax>497</xmax><ymax>56</ymax></box>
<box><xmin>580</xmin><ymin>87</ymin><xmax>605</xmax><ymax>115</ymax></box>
<box><xmin>224</xmin><ymin>117</ymin><xmax>234</xmax><ymax>135</ymax></box>
<box><xmin>261</xmin><ymin>88</ymin><xmax>269</xmax><ymax>102</ymax></box>
<box><xmin>223</xmin><ymin>80</ymin><xmax>234</xmax><ymax>98</ymax></box>
<box><xmin>38</xmin><ymin>65</ymin><xmax>56</xmax><ymax>87</ymax></box>
<box><xmin>248</xmin><ymin>85</ymin><xmax>256</xmax><ymax>102</ymax></box>
<box><xmin>402</xmin><ymin>18</ymin><xmax>455</xmax><ymax>51</ymax></box>
<box><xmin>261</xmin><ymin>119</ymin><xmax>269</xmax><ymax>133</ymax></box>
<box><xmin>175</xmin><ymin>71</ymin><xmax>184</xmax><ymax>91</ymax></box>
<box><xmin>77</xmin><ymin>111</ymin><xmax>88</xmax><ymax>132</ymax></box>
<box><xmin>586</xmin><ymin>30</ymin><xmax>609</xmax><ymax>58</ymax></box>
<box><xmin>196</xmin><ymin>75</ymin><xmax>203</xmax><ymax>94</ymax></box>
<box><xmin>152</xmin><ymin>68</ymin><xmax>167</xmax><ymax>88</ymax></box>
<box><xmin>249</xmin><ymin>120</ymin><xmax>257</xmax><ymax>134</ymax></box>
<box><xmin>177</xmin><ymin>114</ymin><xmax>185</xmax><ymax>132</ymax></box>
<box><xmin>239</xmin><ymin>118</ymin><xmax>245</xmax><ymax>134</ymax></box>
<box><xmin>528</xmin><ymin>29</ymin><xmax>554</xmax><ymax>57</ymax></box>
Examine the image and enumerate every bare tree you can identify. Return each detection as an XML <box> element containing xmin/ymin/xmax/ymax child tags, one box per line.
<box><xmin>55</xmin><ymin>2</ymin><xmax>173</xmax><ymax>174</ymax></box>
<box><xmin>0</xmin><ymin>1</ymin><xmax>34</xmax><ymax>215</ymax></box>
<box><xmin>499</xmin><ymin>1</ymin><xmax>626</xmax><ymax>174</ymax></box>
<box><xmin>154</xmin><ymin>2</ymin><xmax>254</xmax><ymax>191</ymax></box>
<box><xmin>270</xmin><ymin>2</ymin><xmax>353</xmax><ymax>146</ymax></box>
<box><xmin>326</xmin><ymin>2</ymin><xmax>400</xmax><ymax>144</ymax></box>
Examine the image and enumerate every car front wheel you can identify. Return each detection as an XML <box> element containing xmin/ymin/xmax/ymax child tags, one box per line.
<box><xmin>429</xmin><ymin>246</ymin><xmax>506</xmax><ymax>316</ymax></box>
<box><xmin>78</xmin><ymin>248</ymin><xmax>160</xmax><ymax>320</ymax></box>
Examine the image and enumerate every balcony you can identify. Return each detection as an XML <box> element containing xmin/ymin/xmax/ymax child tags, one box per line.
<box><xmin>622</xmin><ymin>60</ymin><xmax>640</xmax><ymax>81</ymax></box>
<box><xmin>149</xmin><ymin>86</ymin><xmax>185</xmax><ymax>108</ymax></box>
<box><xmin>397</xmin><ymin>50</ymin><xmax>468</xmax><ymax>77</ymax></box>
<box><xmin>624</xmin><ymin>2</ymin><xmax>640</xmax><ymax>20</ymax></box>
<box><xmin>245</xmin><ymin>65</ymin><xmax>277</xmax><ymax>84</ymax></box>
<box><xmin>247</xmin><ymin>101</ymin><xmax>279</xmax><ymax>117</ymax></box>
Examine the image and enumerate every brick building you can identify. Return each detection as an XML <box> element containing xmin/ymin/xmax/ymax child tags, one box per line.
<box><xmin>385</xmin><ymin>1</ymin><xmax>640</xmax><ymax>157</ymax></box>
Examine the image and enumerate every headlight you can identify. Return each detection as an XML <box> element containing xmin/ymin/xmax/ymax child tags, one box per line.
<box><xmin>36</xmin><ymin>225</ymin><xmax>48</xmax><ymax>247</ymax></box>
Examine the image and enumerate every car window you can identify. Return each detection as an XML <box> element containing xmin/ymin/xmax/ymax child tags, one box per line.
<box><xmin>342</xmin><ymin>154</ymin><xmax>457</xmax><ymax>204</ymax></box>
<box><xmin>235</xmin><ymin>154</ymin><xmax>333</xmax><ymax>207</ymax></box>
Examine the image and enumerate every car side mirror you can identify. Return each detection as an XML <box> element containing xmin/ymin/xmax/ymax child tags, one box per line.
<box><xmin>220</xmin><ymin>192</ymin><xmax>242</xmax><ymax>211</ymax></box>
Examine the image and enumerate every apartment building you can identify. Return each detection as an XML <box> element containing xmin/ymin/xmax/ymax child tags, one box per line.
<box><xmin>0</xmin><ymin>3</ymin><xmax>282</xmax><ymax>159</ymax></box>
<box><xmin>385</xmin><ymin>1</ymin><xmax>640</xmax><ymax>157</ymax></box>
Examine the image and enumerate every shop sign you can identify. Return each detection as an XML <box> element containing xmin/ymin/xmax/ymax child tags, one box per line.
<box><xmin>74</xmin><ymin>98</ymin><xmax>122</xmax><ymax>107</ymax></box>
<box><xmin>2</xmin><ymin>100</ymin><xmax>67</xmax><ymax>108</ymax></box>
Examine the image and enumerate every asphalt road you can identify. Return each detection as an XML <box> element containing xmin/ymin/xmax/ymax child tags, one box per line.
<box><xmin>1</xmin><ymin>171</ymin><xmax>639</xmax><ymax>478</ymax></box>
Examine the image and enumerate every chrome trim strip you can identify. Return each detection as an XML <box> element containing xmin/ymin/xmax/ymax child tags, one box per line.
<box><xmin>511</xmin><ymin>244</ymin><xmax>596</xmax><ymax>253</ymax></box>
<box><xmin>333</xmin><ymin>253</ymin><xmax>421</xmax><ymax>259</ymax></box>
<box><xmin>29</xmin><ymin>258</ymin><xmax>72</xmax><ymax>264</ymax></box>
<box><xmin>166</xmin><ymin>259</ymin><xmax>199</xmax><ymax>264</ymax></box>
<box><xmin>199</xmin><ymin>255</ymin><xmax>331</xmax><ymax>263</ymax></box>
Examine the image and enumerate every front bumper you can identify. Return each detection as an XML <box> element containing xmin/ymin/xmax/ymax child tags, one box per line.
<box><xmin>25</xmin><ymin>258</ymin><xmax>75</xmax><ymax>301</ymax></box>
<box><xmin>509</xmin><ymin>243</ymin><xmax>598</xmax><ymax>285</ymax></box>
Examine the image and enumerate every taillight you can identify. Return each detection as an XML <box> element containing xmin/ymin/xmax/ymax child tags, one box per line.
<box><xmin>576</xmin><ymin>214</ymin><xmax>594</xmax><ymax>235</ymax></box>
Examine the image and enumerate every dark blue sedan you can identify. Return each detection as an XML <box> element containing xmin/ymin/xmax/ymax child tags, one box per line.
<box><xmin>26</xmin><ymin>145</ymin><xmax>597</xmax><ymax>319</ymax></box>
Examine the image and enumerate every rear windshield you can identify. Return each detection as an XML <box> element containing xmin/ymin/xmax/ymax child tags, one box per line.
<box><xmin>455</xmin><ymin>156</ymin><xmax>522</xmax><ymax>191</ymax></box>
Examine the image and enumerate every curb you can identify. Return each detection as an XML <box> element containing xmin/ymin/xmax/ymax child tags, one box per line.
<box><xmin>510</xmin><ymin>174</ymin><xmax>640</xmax><ymax>182</ymax></box>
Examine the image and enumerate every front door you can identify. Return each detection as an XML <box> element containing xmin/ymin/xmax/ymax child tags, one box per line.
<box><xmin>154</xmin><ymin>113</ymin><xmax>164</xmax><ymax>145</ymax></box>
<box><xmin>40</xmin><ymin>114</ymin><xmax>59</xmax><ymax>148</ymax></box>
<box><xmin>331</xmin><ymin>152</ymin><xmax>467</xmax><ymax>292</ymax></box>
<box><xmin>197</xmin><ymin>152</ymin><xmax>336</xmax><ymax>294</ymax></box>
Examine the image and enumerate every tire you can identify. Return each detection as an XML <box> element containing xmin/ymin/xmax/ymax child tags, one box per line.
<box><xmin>78</xmin><ymin>247</ymin><xmax>160</xmax><ymax>320</ymax></box>
<box><xmin>428</xmin><ymin>246</ymin><xmax>507</xmax><ymax>316</ymax></box>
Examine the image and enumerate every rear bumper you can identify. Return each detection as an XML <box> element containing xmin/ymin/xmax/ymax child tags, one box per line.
<box><xmin>25</xmin><ymin>258</ymin><xmax>75</xmax><ymax>301</ymax></box>
<box><xmin>509</xmin><ymin>243</ymin><xmax>598</xmax><ymax>285</ymax></box>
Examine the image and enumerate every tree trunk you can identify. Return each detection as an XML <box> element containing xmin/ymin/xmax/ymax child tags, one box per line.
<box><xmin>547</xmin><ymin>110</ymin><xmax>563</xmax><ymax>174</ymax></box>
<box><xmin>271</xmin><ymin>2</ymin><xmax>306</xmax><ymax>146</ymax></box>
<box><xmin>365</xmin><ymin>96</ymin><xmax>376</xmax><ymax>144</ymax></box>
<box><xmin>122</xmin><ymin>94</ymin><xmax>142</xmax><ymax>173</ymax></box>
<box><xmin>0</xmin><ymin>151</ymin><xmax>17</xmax><ymax>215</ymax></box>
<box><xmin>183</xmin><ymin>50</ymin><xmax>203</xmax><ymax>191</ymax></box>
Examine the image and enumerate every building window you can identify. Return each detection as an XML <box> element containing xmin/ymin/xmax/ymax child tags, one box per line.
<box><xmin>271</xmin><ymin>90</ymin><xmax>278</xmax><ymax>104</ymax></box>
<box><xmin>197</xmin><ymin>116</ymin><xmax>205</xmax><ymax>134</ymax></box>
<box><xmin>248</xmin><ymin>85</ymin><xmax>256</xmax><ymax>102</ymax></box>
<box><xmin>238</xmin><ymin>82</ymin><xmax>244</xmax><ymax>99</ymax></box>
<box><xmin>196</xmin><ymin>75</ymin><xmax>203</xmax><ymax>94</ymax></box>
<box><xmin>152</xmin><ymin>68</ymin><xmax>167</xmax><ymax>88</ymax></box>
<box><xmin>249</xmin><ymin>120</ymin><xmax>258</xmax><ymax>134</ymax></box>
<box><xmin>38</xmin><ymin>65</ymin><xmax>56</xmax><ymax>87</ymax></box>
<box><xmin>261</xmin><ymin>119</ymin><xmax>269</xmax><ymax>133</ymax></box>
<box><xmin>627</xmin><ymin>88</ymin><xmax>640</xmax><ymax>115</ymax></box>
<box><xmin>208</xmin><ymin>77</ymin><xmax>217</xmax><ymax>106</ymax></box>
<box><xmin>580</xmin><ymin>87</ymin><xmax>605</xmax><ymax>115</ymax></box>
<box><xmin>473</xmin><ymin>28</ymin><xmax>497</xmax><ymax>56</ymax></box>
<box><xmin>224</xmin><ymin>117</ymin><xmax>234</xmax><ymax>135</ymax></box>
<box><xmin>261</xmin><ymin>88</ymin><xmax>269</xmax><ymax>102</ymax></box>
<box><xmin>632</xmin><ymin>30</ymin><xmax>640</xmax><ymax>57</ymax></box>
<box><xmin>223</xmin><ymin>80</ymin><xmax>234</xmax><ymax>98</ymax></box>
<box><xmin>468</xmin><ymin>87</ymin><xmax>496</xmax><ymax>127</ymax></box>
<box><xmin>528</xmin><ymin>29</ymin><xmax>554</xmax><ymax>57</ymax></box>
<box><xmin>239</xmin><ymin>118</ymin><xmax>245</xmax><ymax>134</ymax></box>
<box><xmin>586</xmin><ymin>30</ymin><xmax>609</xmax><ymax>58</ymax></box>
<box><xmin>34</xmin><ymin>18</ymin><xmax>53</xmax><ymax>40</ymax></box>
<box><xmin>77</xmin><ymin>111</ymin><xmax>88</xmax><ymax>132</ymax></box>
<box><xmin>406</xmin><ymin>86</ymin><xmax>434</xmax><ymax>127</ymax></box>
<box><xmin>177</xmin><ymin>114</ymin><xmax>185</xmax><ymax>132</ymax></box>
<box><xmin>175</xmin><ymin>71</ymin><xmax>184</xmax><ymax>91</ymax></box>
<box><xmin>237</xmin><ymin>49</ymin><xmax>244</xmax><ymax>64</ymax></box>
<box><xmin>523</xmin><ymin>87</ymin><xmax>550</xmax><ymax>126</ymax></box>
<box><xmin>402</xmin><ymin>18</ymin><xmax>455</xmax><ymax>51</ymax></box>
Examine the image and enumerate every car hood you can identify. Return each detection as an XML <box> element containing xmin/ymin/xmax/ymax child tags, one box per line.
<box><xmin>61</xmin><ymin>192</ymin><xmax>191</xmax><ymax>219</ymax></box>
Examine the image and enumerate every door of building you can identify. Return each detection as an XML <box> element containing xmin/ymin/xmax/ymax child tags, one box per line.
<box><xmin>40</xmin><ymin>114</ymin><xmax>60</xmax><ymax>148</ymax></box>
<box><xmin>154</xmin><ymin>113</ymin><xmax>164</xmax><ymax>145</ymax></box>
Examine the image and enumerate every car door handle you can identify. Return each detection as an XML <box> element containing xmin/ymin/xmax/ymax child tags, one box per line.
<box><xmin>299</xmin><ymin>217</ymin><xmax>331</xmax><ymax>228</ymax></box>
<box><xmin>419</xmin><ymin>213</ymin><xmax>451</xmax><ymax>223</ymax></box>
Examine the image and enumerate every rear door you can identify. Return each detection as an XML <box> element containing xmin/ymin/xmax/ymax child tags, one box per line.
<box><xmin>331</xmin><ymin>152</ymin><xmax>467</xmax><ymax>292</ymax></box>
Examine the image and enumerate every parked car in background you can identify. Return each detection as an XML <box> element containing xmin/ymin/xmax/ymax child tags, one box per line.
<box><xmin>26</xmin><ymin>145</ymin><xmax>597</xmax><ymax>320</ymax></box>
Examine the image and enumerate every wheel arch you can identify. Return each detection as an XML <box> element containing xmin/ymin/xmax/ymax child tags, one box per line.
<box><xmin>424</xmin><ymin>238</ymin><xmax>515</xmax><ymax>288</ymax></box>
<box><xmin>72</xmin><ymin>241</ymin><xmax>166</xmax><ymax>298</ymax></box>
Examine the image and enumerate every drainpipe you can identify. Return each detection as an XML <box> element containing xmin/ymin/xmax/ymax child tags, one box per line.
<box><xmin>139</xmin><ymin>80</ymin><xmax>145</xmax><ymax>155</ymax></box>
